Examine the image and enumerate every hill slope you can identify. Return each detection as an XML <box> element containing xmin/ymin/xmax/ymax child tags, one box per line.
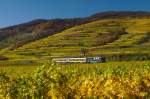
<box><xmin>1</xmin><ymin>11</ymin><xmax>150</xmax><ymax>66</ymax></box>
<box><xmin>0</xmin><ymin>18</ymin><xmax>92</xmax><ymax>50</ymax></box>
<box><xmin>1</xmin><ymin>11</ymin><xmax>150</xmax><ymax>50</ymax></box>
<box><xmin>15</xmin><ymin>18</ymin><xmax>150</xmax><ymax>61</ymax></box>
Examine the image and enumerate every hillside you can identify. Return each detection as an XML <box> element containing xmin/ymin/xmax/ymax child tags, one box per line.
<box><xmin>90</xmin><ymin>11</ymin><xmax>150</xmax><ymax>19</ymax></box>
<box><xmin>15</xmin><ymin>18</ymin><xmax>150</xmax><ymax>61</ymax></box>
<box><xmin>0</xmin><ymin>18</ymin><xmax>91</xmax><ymax>50</ymax></box>
<box><xmin>1</xmin><ymin>11</ymin><xmax>150</xmax><ymax>66</ymax></box>
<box><xmin>1</xmin><ymin>11</ymin><xmax>150</xmax><ymax>50</ymax></box>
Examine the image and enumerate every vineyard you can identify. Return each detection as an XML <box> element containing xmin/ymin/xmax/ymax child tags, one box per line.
<box><xmin>0</xmin><ymin>61</ymin><xmax>150</xmax><ymax>99</ymax></box>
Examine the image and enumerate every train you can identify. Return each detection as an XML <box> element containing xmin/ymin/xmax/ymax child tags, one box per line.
<box><xmin>52</xmin><ymin>57</ymin><xmax>106</xmax><ymax>63</ymax></box>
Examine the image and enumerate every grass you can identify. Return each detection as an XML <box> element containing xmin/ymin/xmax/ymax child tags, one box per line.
<box><xmin>0</xmin><ymin>61</ymin><xmax>150</xmax><ymax>77</ymax></box>
<box><xmin>0</xmin><ymin>65</ymin><xmax>38</xmax><ymax>77</ymax></box>
<box><xmin>61</xmin><ymin>61</ymin><xmax>150</xmax><ymax>74</ymax></box>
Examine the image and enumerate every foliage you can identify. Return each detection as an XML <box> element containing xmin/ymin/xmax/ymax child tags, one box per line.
<box><xmin>0</xmin><ymin>62</ymin><xmax>150</xmax><ymax>98</ymax></box>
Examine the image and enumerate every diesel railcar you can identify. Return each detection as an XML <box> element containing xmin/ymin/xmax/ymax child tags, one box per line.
<box><xmin>52</xmin><ymin>57</ymin><xmax>105</xmax><ymax>63</ymax></box>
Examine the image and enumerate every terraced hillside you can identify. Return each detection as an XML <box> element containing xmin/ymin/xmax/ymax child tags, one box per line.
<box><xmin>8</xmin><ymin>18</ymin><xmax>148</xmax><ymax>62</ymax></box>
<box><xmin>1</xmin><ymin>11</ymin><xmax>150</xmax><ymax>50</ymax></box>
<box><xmin>1</xmin><ymin>12</ymin><xmax>150</xmax><ymax>66</ymax></box>
<box><xmin>0</xmin><ymin>19</ymin><xmax>92</xmax><ymax>50</ymax></box>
